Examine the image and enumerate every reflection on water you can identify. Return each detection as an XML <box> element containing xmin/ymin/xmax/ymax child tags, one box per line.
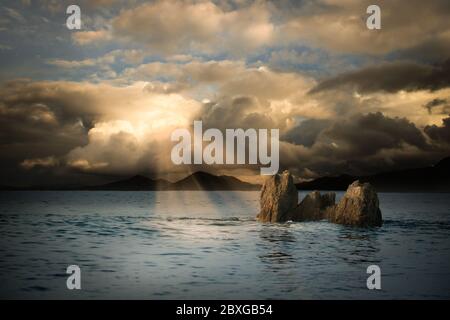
<box><xmin>259</xmin><ymin>224</ymin><xmax>296</xmax><ymax>269</ymax></box>
<box><xmin>337</xmin><ymin>229</ymin><xmax>381</xmax><ymax>265</ymax></box>
<box><xmin>0</xmin><ymin>191</ymin><xmax>449</xmax><ymax>299</ymax></box>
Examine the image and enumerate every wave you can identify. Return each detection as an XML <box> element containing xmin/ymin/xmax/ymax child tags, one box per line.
<box><xmin>383</xmin><ymin>219</ymin><xmax>450</xmax><ymax>230</ymax></box>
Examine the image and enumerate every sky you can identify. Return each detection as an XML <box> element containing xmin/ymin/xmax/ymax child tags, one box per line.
<box><xmin>0</xmin><ymin>0</ymin><xmax>450</xmax><ymax>186</ymax></box>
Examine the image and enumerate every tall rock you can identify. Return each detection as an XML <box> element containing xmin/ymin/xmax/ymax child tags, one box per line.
<box><xmin>257</xmin><ymin>171</ymin><xmax>298</xmax><ymax>222</ymax></box>
<box><xmin>329</xmin><ymin>180</ymin><xmax>382</xmax><ymax>227</ymax></box>
<box><xmin>291</xmin><ymin>191</ymin><xmax>336</xmax><ymax>221</ymax></box>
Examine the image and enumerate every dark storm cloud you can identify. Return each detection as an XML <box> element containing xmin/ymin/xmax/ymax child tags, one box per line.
<box><xmin>322</xmin><ymin>112</ymin><xmax>429</xmax><ymax>156</ymax></box>
<box><xmin>199</xmin><ymin>96</ymin><xmax>276</xmax><ymax>131</ymax></box>
<box><xmin>309</xmin><ymin>60</ymin><xmax>450</xmax><ymax>94</ymax></box>
<box><xmin>393</xmin><ymin>36</ymin><xmax>450</xmax><ymax>63</ymax></box>
<box><xmin>423</xmin><ymin>98</ymin><xmax>450</xmax><ymax>115</ymax></box>
<box><xmin>0</xmin><ymin>80</ymin><xmax>93</xmax><ymax>148</ymax></box>
<box><xmin>196</xmin><ymin>100</ymin><xmax>448</xmax><ymax>178</ymax></box>
<box><xmin>0</xmin><ymin>80</ymin><xmax>92</xmax><ymax>185</ymax></box>
<box><xmin>278</xmin><ymin>112</ymin><xmax>445</xmax><ymax>177</ymax></box>
<box><xmin>424</xmin><ymin>116</ymin><xmax>450</xmax><ymax>144</ymax></box>
<box><xmin>0</xmin><ymin>79</ymin><xmax>159</xmax><ymax>186</ymax></box>
<box><xmin>282</xmin><ymin>119</ymin><xmax>330</xmax><ymax>147</ymax></box>
<box><xmin>0</xmin><ymin>80</ymin><xmax>101</xmax><ymax>123</ymax></box>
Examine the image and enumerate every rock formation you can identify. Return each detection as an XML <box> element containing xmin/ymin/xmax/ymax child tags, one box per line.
<box><xmin>257</xmin><ymin>171</ymin><xmax>298</xmax><ymax>222</ymax></box>
<box><xmin>257</xmin><ymin>171</ymin><xmax>383</xmax><ymax>227</ymax></box>
<box><xmin>290</xmin><ymin>191</ymin><xmax>335</xmax><ymax>221</ymax></box>
<box><xmin>328</xmin><ymin>180</ymin><xmax>382</xmax><ymax>227</ymax></box>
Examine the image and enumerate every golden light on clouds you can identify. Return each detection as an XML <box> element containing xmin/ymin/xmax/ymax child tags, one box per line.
<box><xmin>0</xmin><ymin>0</ymin><xmax>449</xmax><ymax>186</ymax></box>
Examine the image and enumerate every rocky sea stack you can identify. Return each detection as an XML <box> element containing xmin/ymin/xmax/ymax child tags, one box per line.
<box><xmin>291</xmin><ymin>190</ymin><xmax>335</xmax><ymax>221</ymax></box>
<box><xmin>257</xmin><ymin>171</ymin><xmax>298</xmax><ymax>222</ymax></box>
<box><xmin>257</xmin><ymin>171</ymin><xmax>382</xmax><ymax>227</ymax></box>
<box><xmin>328</xmin><ymin>180</ymin><xmax>382</xmax><ymax>227</ymax></box>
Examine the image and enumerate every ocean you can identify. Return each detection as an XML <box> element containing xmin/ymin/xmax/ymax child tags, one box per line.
<box><xmin>0</xmin><ymin>191</ymin><xmax>449</xmax><ymax>299</ymax></box>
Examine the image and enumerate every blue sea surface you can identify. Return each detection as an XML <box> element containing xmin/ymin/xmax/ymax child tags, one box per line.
<box><xmin>0</xmin><ymin>191</ymin><xmax>449</xmax><ymax>299</ymax></box>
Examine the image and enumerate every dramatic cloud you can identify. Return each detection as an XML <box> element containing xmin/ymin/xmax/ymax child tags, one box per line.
<box><xmin>21</xmin><ymin>156</ymin><xmax>59</xmax><ymax>170</ymax></box>
<box><xmin>310</xmin><ymin>60</ymin><xmax>450</xmax><ymax>94</ymax></box>
<box><xmin>0</xmin><ymin>79</ymin><xmax>201</xmax><ymax>182</ymax></box>
<box><xmin>321</xmin><ymin>112</ymin><xmax>429</xmax><ymax>156</ymax></box>
<box><xmin>278</xmin><ymin>0</ymin><xmax>450</xmax><ymax>56</ymax></box>
<box><xmin>282</xmin><ymin>119</ymin><xmax>331</xmax><ymax>148</ymax></box>
<box><xmin>1</xmin><ymin>0</ymin><xmax>450</xmax><ymax>186</ymax></box>
<box><xmin>2</xmin><ymin>67</ymin><xmax>450</xmax><ymax>185</ymax></box>
<box><xmin>199</xmin><ymin>96</ymin><xmax>276</xmax><ymax>131</ymax></box>
<box><xmin>68</xmin><ymin>0</ymin><xmax>450</xmax><ymax>59</ymax></box>
<box><xmin>424</xmin><ymin>116</ymin><xmax>450</xmax><ymax>145</ymax></box>
<box><xmin>73</xmin><ymin>0</ymin><xmax>274</xmax><ymax>55</ymax></box>
<box><xmin>276</xmin><ymin>112</ymin><xmax>449</xmax><ymax>177</ymax></box>
<box><xmin>423</xmin><ymin>98</ymin><xmax>450</xmax><ymax>115</ymax></box>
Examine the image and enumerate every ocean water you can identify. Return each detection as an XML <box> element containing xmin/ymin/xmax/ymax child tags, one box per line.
<box><xmin>0</xmin><ymin>191</ymin><xmax>449</xmax><ymax>299</ymax></box>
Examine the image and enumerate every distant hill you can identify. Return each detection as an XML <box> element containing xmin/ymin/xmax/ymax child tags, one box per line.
<box><xmin>81</xmin><ymin>172</ymin><xmax>259</xmax><ymax>191</ymax></box>
<box><xmin>3</xmin><ymin>157</ymin><xmax>449</xmax><ymax>192</ymax></box>
<box><xmin>84</xmin><ymin>172</ymin><xmax>258</xmax><ymax>191</ymax></box>
<box><xmin>296</xmin><ymin>157</ymin><xmax>450</xmax><ymax>192</ymax></box>
<box><xmin>171</xmin><ymin>171</ymin><xmax>259</xmax><ymax>190</ymax></box>
<box><xmin>0</xmin><ymin>172</ymin><xmax>259</xmax><ymax>191</ymax></box>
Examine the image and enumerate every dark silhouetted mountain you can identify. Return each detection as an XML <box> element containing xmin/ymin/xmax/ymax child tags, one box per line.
<box><xmin>171</xmin><ymin>171</ymin><xmax>259</xmax><ymax>190</ymax></box>
<box><xmin>3</xmin><ymin>158</ymin><xmax>449</xmax><ymax>192</ymax></box>
<box><xmin>0</xmin><ymin>172</ymin><xmax>259</xmax><ymax>191</ymax></box>
<box><xmin>89</xmin><ymin>172</ymin><xmax>259</xmax><ymax>191</ymax></box>
<box><xmin>296</xmin><ymin>157</ymin><xmax>450</xmax><ymax>192</ymax></box>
